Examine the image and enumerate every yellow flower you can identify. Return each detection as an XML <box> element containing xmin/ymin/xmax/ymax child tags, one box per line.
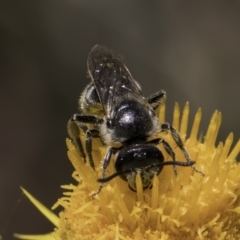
<box><xmin>15</xmin><ymin>102</ymin><xmax>240</xmax><ymax>240</ymax></box>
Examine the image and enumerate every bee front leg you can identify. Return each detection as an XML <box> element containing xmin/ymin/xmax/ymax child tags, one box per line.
<box><xmin>161</xmin><ymin>123</ymin><xmax>205</xmax><ymax>176</ymax></box>
<box><xmin>147</xmin><ymin>138</ymin><xmax>177</xmax><ymax>175</ymax></box>
<box><xmin>92</xmin><ymin>147</ymin><xmax>118</xmax><ymax>198</ymax></box>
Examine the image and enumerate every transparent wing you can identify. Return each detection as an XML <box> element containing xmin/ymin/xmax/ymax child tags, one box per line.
<box><xmin>87</xmin><ymin>45</ymin><xmax>146</xmax><ymax>118</ymax></box>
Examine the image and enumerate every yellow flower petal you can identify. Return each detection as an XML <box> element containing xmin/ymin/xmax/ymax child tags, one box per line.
<box><xmin>19</xmin><ymin>187</ymin><xmax>59</xmax><ymax>227</ymax></box>
<box><xmin>13</xmin><ymin>233</ymin><xmax>55</xmax><ymax>240</ymax></box>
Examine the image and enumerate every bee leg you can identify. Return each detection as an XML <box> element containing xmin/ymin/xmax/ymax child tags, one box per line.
<box><xmin>72</xmin><ymin>114</ymin><xmax>103</xmax><ymax>125</ymax></box>
<box><xmin>161</xmin><ymin>123</ymin><xmax>205</xmax><ymax>176</ymax></box>
<box><xmin>147</xmin><ymin>138</ymin><xmax>177</xmax><ymax>175</ymax></box>
<box><xmin>147</xmin><ymin>90</ymin><xmax>166</xmax><ymax>110</ymax></box>
<box><xmin>67</xmin><ymin>119</ymin><xmax>87</xmax><ymax>163</ymax></box>
<box><xmin>92</xmin><ymin>147</ymin><xmax>118</xmax><ymax>198</ymax></box>
<box><xmin>69</xmin><ymin>114</ymin><xmax>103</xmax><ymax>169</ymax></box>
<box><xmin>85</xmin><ymin>129</ymin><xmax>100</xmax><ymax>169</ymax></box>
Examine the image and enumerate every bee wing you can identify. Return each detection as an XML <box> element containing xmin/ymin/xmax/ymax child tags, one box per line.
<box><xmin>87</xmin><ymin>45</ymin><xmax>145</xmax><ymax>118</ymax></box>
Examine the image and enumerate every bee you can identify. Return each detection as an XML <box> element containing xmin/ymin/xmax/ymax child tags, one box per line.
<box><xmin>68</xmin><ymin>45</ymin><xmax>200</xmax><ymax>196</ymax></box>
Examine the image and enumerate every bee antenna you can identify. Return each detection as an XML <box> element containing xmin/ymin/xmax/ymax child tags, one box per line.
<box><xmin>97</xmin><ymin>160</ymin><xmax>196</xmax><ymax>186</ymax></box>
<box><xmin>156</xmin><ymin>160</ymin><xmax>195</xmax><ymax>167</ymax></box>
<box><xmin>97</xmin><ymin>161</ymin><xmax>195</xmax><ymax>183</ymax></box>
<box><xmin>97</xmin><ymin>169</ymin><xmax>130</xmax><ymax>183</ymax></box>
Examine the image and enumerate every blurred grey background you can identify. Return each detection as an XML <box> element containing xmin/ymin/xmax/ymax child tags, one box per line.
<box><xmin>1</xmin><ymin>1</ymin><xmax>240</xmax><ymax>239</ymax></box>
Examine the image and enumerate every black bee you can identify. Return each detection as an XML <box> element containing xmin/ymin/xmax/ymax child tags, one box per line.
<box><xmin>68</xmin><ymin>45</ymin><xmax>200</xmax><ymax>196</ymax></box>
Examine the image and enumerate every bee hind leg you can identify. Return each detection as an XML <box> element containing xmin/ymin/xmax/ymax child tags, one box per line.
<box><xmin>147</xmin><ymin>90</ymin><xmax>166</xmax><ymax>110</ymax></box>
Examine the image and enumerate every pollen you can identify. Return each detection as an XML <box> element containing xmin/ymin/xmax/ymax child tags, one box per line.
<box><xmin>15</xmin><ymin>102</ymin><xmax>240</xmax><ymax>240</ymax></box>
